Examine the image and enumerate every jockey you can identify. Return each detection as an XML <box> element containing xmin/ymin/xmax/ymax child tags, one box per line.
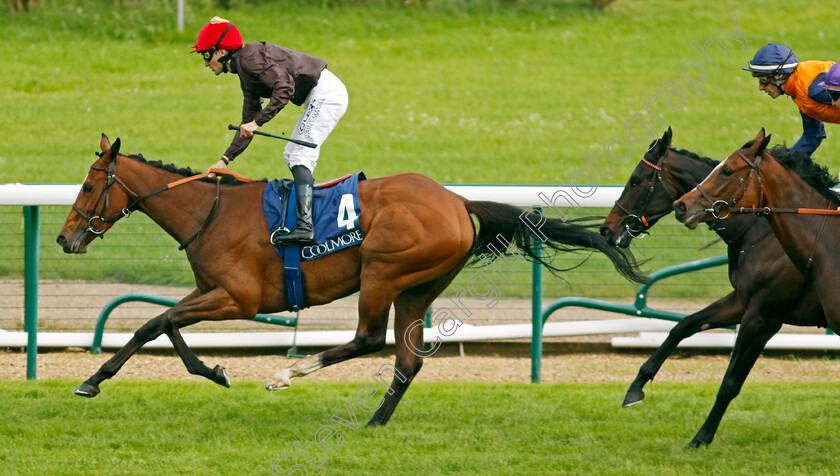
<box><xmin>742</xmin><ymin>43</ymin><xmax>840</xmax><ymax>156</ymax></box>
<box><xmin>819</xmin><ymin>62</ymin><xmax>840</xmax><ymax>110</ymax></box>
<box><xmin>193</xmin><ymin>17</ymin><xmax>349</xmax><ymax>245</ymax></box>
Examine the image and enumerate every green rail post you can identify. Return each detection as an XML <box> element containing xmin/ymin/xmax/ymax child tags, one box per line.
<box><xmin>23</xmin><ymin>206</ymin><xmax>39</xmax><ymax>380</ymax></box>
<box><xmin>530</xmin><ymin>234</ymin><xmax>544</xmax><ymax>383</ymax></box>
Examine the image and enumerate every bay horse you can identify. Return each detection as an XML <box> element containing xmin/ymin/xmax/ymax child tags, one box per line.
<box><xmin>57</xmin><ymin>134</ymin><xmax>644</xmax><ymax>426</ymax></box>
<box><xmin>601</xmin><ymin>128</ymin><xmax>823</xmax><ymax>446</ymax></box>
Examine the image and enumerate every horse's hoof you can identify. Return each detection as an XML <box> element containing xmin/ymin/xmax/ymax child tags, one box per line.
<box><xmin>74</xmin><ymin>383</ymin><xmax>100</xmax><ymax>398</ymax></box>
<box><xmin>622</xmin><ymin>389</ymin><xmax>645</xmax><ymax>407</ymax></box>
<box><xmin>266</xmin><ymin>382</ymin><xmax>290</xmax><ymax>391</ymax></box>
<box><xmin>686</xmin><ymin>438</ymin><xmax>709</xmax><ymax>449</ymax></box>
<box><xmin>213</xmin><ymin>365</ymin><xmax>231</xmax><ymax>388</ymax></box>
<box><xmin>266</xmin><ymin>370</ymin><xmax>292</xmax><ymax>391</ymax></box>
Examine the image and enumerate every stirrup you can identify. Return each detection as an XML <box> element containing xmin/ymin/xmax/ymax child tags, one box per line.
<box><xmin>273</xmin><ymin>229</ymin><xmax>315</xmax><ymax>245</ymax></box>
<box><xmin>269</xmin><ymin>226</ymin><xmax>291</xmax><ymax>244</ymax></box>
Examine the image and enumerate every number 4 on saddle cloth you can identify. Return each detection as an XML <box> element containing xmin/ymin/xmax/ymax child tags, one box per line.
<box><xmin>262</xmin><ymin>171</ymin><xmax>366</xmax><ymax>311</ymax></box>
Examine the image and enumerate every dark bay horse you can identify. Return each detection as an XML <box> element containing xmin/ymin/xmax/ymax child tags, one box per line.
<box><xmin>601</xmin><ymin>128</ymin><xmax>823</xmax><ymax>447</ymax></box>
<box><xmin>674</xmin><ymin>129</ymin><xmax>840</xmax><ymax>442</ymax></box>
<box><xmin>57</xmin><ymin>135</ymin><xmax>644</xmax><ymax>426</ymax></box>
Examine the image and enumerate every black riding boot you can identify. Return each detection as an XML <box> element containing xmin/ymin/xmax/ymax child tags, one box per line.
<box><xmin>272</xmin><ymin>167</ymin><xmax>316</xmax><ymax>245</ymax></box>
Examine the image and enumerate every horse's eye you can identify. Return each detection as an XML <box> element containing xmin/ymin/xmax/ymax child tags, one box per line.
<box><xmin>83</xmin><ymin>184</ymin><xmax>94</xmax><ymax>193</ymax></box>
<box><xmin>721</xmin><ymin>168</ymin><xmax>734</xmax><ymax>177</ymax></box>
<box><xmin>629</xmin><ymin>178</ymin><xmax>641</xmax><ymax>187</ymax></box>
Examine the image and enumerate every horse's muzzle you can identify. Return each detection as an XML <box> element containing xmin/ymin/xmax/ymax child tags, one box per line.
<box><xmin>56</xmin><ymin>231</ymin><xmax>89</xmax><ymax>254</ymax></box>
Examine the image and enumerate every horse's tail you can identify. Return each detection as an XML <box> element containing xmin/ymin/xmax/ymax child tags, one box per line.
<box><xmin>463</xmin><ymin>200</ymin><xmax>647</xmax><ymax>283</ymax></box>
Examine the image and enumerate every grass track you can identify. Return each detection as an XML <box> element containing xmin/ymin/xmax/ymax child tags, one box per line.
<box><xmin>1</xmin><ymin>380</ymin><xmax>839</xmax><ymax>475</ymax></box>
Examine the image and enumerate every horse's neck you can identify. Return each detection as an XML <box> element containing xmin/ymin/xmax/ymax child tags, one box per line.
<box><xmin>761</xmin><ymin>158</ymin><xmax>840</xmax><ymax>272</ymax></box>
<box><xmin>119</xmin><ymin>158</ymin><xmax>215</xmax><ymax>245</ymax></box>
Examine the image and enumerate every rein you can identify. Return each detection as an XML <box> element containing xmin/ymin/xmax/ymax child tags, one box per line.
<box><xmin>74</xmin><ymin>154</ymin><xmax>253</xmax><ymax>250</ymax></box>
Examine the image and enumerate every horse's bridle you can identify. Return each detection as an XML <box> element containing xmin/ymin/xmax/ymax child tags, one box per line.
<box><xmin>698</xmin><ymin>147</ymin><xmax>840</xmax><ymax>277</ymax></box>
<box><xmin>613</xmin><ymin>157</ymin><xmax>676</xmax><ymax>238</ymax></box>
<box><xmin>699</xmin><ymin>150</ymin><xmax>767</xmax><ymax>220</ymax></box>
<box><xmin>73</xmin><ymin>153</ymin><xmax>234</xmax><ymax>250</ymax></box>
<box><xmin>72</xmin><ymin>154</ymin><xmax>140</xmax><ymax>236</ymax></box>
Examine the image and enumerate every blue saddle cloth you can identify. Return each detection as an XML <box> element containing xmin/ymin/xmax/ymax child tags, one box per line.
<box><xmin>262</xmin><ymin>171</ymin><xmax>365</xmax><ymax>311</ymax></box>
<box><xmin>262</xmin><ymin>171</ymin><xmax>366</xmax><ymax>262</ymax></box>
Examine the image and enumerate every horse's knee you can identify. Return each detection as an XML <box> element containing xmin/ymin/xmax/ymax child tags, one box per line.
<box><xmin>717</xmin><ymin>380</ymin><xmax>741</xmax><ymax>401</ymax></box>
<box><xmin>356</xmin><ymin>331</ymin><xmax>387</xmax><ymax>353</ymax></box>
<box><xmin>398</xmin><ymin>357</ymin><xmax>422</xmax><ymax>378</ymax></box>
<box><xmin>133</xmin><ymin>315</ymin><xmax>167</xmax><ymax>341</ymax></box>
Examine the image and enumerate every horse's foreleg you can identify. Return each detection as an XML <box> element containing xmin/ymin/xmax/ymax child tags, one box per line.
<box><xmin>267</xmin><ymin>285</ymin><xmax>393</xmax><ymax>390</ymax></box>
<box><xmin>160</xmin><ymin>287</ymin><xmax>253</xmax><ymax>387</ymax></box>
<box><xmin>164</xmin><ymin>324</ymin><xmax>230</xmax><ymax>388</ymax></box>
<box><xmin>624</xmin><ymin>292</ymin><xmax>744</xmax><ymax>407</ymax></box>
<box><xmin>687</xmin><ymin>311</ymin><xmax>781</xmax><ymax>447</ymax></box>
<box><xmin>75</xmin><ymin>313</ymin><xmax>170</xmax><ymax>397</ymax></box>
<box><xmin>75</xmin><ymin>288</ymin><xmax>245</xmax><ymax>397</ymax></box>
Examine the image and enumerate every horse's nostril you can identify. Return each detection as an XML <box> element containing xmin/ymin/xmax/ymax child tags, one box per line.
<box><xmin>675</xmin><ymin>201</ymin><xmax>686</xmax><ymax>213</ymax></box>
<box><xmin>57</xmin><ymin>235</ymin><xmax>66</xmax><ymax>245</ymax></box>
<box><xmin>599</xmin><ymin>226</ymin><xmax>611</xmax><ymax>237</ymax></box>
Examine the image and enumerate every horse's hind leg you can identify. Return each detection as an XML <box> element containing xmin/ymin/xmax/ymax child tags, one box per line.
<box><xmin>624</xmin><ymin>292</ymin><xmax>744</xmax><ymax>406</ymax></box>
<box><xmin>687</xmin><ymin>309</ymin><xmax>781</xmax><ymax>447</ymax></box>
<box><xmin>367</xmin><ymin>266</ymin><xmax>464</xmax><ymax>427</ymax></box>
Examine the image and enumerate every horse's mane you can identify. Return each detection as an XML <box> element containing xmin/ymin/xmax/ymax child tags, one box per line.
<box><xmin>766</xmin><ymin>145</ymin><xmax>840</xmax><ymax>205</ymax></box>
<box><xmin>672</xmin><ymin>148</ymin><xmax>718</xmax><ymax>168</ymax></box>
<box><xmin>121</xmin><ymin>152</ymin><xmax>265</xmax><ymax>185</ymax></box>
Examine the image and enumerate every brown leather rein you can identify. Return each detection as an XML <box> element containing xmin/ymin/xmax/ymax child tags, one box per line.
<box><xmin>73</xmin><ymin>154</ymin><xmax>253</xmax><ymax>250</ymax></box>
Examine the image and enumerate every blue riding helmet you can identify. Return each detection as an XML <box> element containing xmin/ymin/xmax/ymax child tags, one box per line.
<box><xmin>742</xmin><ymin>43</ymin><xmax>798</xmax><ymax>75</ymax></box>
<box><xmin>818</xmin><ymin>62</ymin><xmax>840</xmax><ymax>92</ymax></box>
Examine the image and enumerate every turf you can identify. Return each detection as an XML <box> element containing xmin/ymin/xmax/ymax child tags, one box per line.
<box><xmin>1</xmin><ymin>379</ymin><xmax>839</xmax><ymax>475</ymax></box>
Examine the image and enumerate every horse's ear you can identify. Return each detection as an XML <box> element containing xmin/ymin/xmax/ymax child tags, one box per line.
<box><xmin>100</xmin><ymin>134</ymin><xmax>111</xmax><ymax>152</ymax></box>
<box><xmin>757</xmin><ymin>134</ymin><xmax>771</xmax><ymax>155</ymax></box>
<box><xmin>746</xmin><ymin>128</ymin><xmax>767</xmax><ymax>155</ymax></box>
<box><xmin>661</xmin><ymin>126</ymin><xmax>672</xmax><ymax>150</ymax></box>
<box><xmin>646</xmin><ymin>127</ymin><xmax>672</xmax><ymax>160</ymax></box>
<box><xmin>753</xmin><ymin>128</ymin><xmax>766</xmax><ymax>145</ymax></box>
<box><xmin>109</xmin><ymin>138</ymin><xmax>121</xmax><ymax>159</ymax></box>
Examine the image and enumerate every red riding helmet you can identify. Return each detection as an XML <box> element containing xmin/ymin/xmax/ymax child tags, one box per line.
<box><xmin>190</xmin><ymin>17</ymin><xmax>243</xmax><ymax>53</ymax></box>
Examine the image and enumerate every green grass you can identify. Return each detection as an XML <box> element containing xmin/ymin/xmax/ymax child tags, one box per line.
<box><xmin>1</xmin><ymin>379</ymin><xmax>839</xmax><ymax>475</ymax></box>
